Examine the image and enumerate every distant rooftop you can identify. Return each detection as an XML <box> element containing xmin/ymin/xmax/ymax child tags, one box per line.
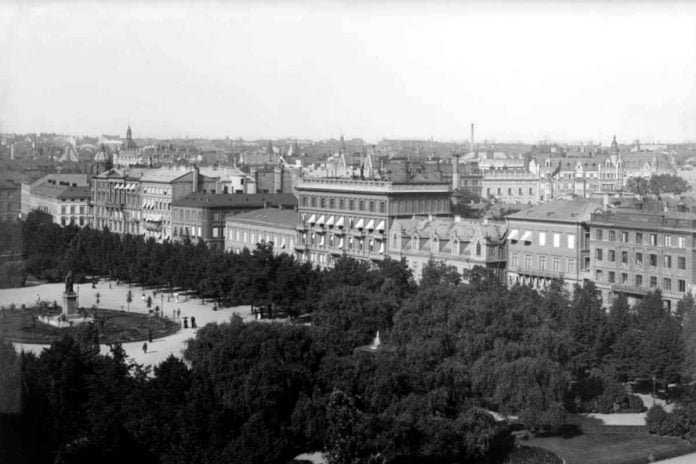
<box><xmin>173</xmin><ymin>192</ymin><xmax>297</xmax><ymax>209</ymax></box>
<box><xmin>507</xmin><ymin>199</ymin><xmax>601</xmax><ymax>223</ymax></box>
<box><xmin>225</xmin><ymin>208</ymin><xmax>299</xmax><ymax>229</ymax></box>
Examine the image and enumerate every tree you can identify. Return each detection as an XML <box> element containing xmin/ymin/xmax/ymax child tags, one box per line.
<box><xmin>126</xmin><ymin>290</ymin><xmax>132</xmax><ymax>312</ymax></box>
<box><xmin>626</xmin><ymin>176</ymin><xmax>650</xmax><ymax>195</ymax></box>
<box><xmin>420</xmin><ymin>259</ymin><xmax>462</xmax><ymax>288</ymax></box>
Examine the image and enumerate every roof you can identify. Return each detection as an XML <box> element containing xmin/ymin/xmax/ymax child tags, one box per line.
<box><xmin>506</xmin><ymin>199</ymin><xmax>601</xmax><ymax>223</ymax></box>
<box><xmin>225</xmin><ymin>208</ymin><xmax>299</xmax><ymax>229</ymax></box>
<box><xmin>140</xmin><ymin>168</ymin><xmax>196</xmax><ymax>183</ymax></box>
<box><xmin>57</xmin><ymin>186</ymin><xmax>91</xmax><ymax>200</ymax></box>
<box><xmin>172</xmin><ymin>192</ymin><xmax>298</xmax><ymax>209</ymax></box>
<box><xmin>32</xmin><ymin>173</ymin><xmax>89</xmax><ymax>188</ymax></box>
<box><xmin>390</xmin><ymin>217</ymin><xmax>507</xmax><ymax>242</ymax></box>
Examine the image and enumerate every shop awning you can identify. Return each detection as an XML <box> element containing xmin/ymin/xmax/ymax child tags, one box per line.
<box><xmin>338</xmin><ymin>237</ymin><xmax>344</xmax><ymax>249</ymax></box>
<box><xmin>355</xmin><ymin>218</ymin><xmax>364</xmax><ymax>229</ymax></box>
<box><xmin>317</xmin><ymin>215</ymin><xmax>325</xmax><ymax>226</ymax></box>
<box><xmin>335</xmin><ymin>217</ymin><xmax>345</xmax><ymax>228</ymax></box>
<box><xmin>365</xmin><ymin>219</ymin><xmax>375</xmax><ymax>230</ymax></box>
<box><xmin>308</xmin><ymin>214</ymin><xmax>316</xmax><ymax>224</ymax></box>
<box><xmin>520</xmin><ymin>231</ymin><xmax>532</xmax><ymax>243</ymax></box>
<box><xmin>507</xmin><ymin>229</ymin><xmax>519</xmax><ymax>241</ymax></box>
<box><xmin>326</xmin><ymin>216</ymin><xmax>335</xmax><ymax>227</ymax></box>
<box><xmin>379</xmin><ymin>242</ymin><xmax>385</xmax><ymax>254</ymax></box>
<box><xmin>376</xmin><ymin>220</ymin><xmax>386</xmax><ymax>232</ymax></box>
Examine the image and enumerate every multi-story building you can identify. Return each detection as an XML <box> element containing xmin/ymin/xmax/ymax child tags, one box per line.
<box><xmin>295</xmin><ymin>177</ymin><xmax>451</xmax><ymax>268</ymax></box>
<box><xmin>171</xmin><ymin>193</ymin><xmax>297</xmax><ymax>250</ymax></box>
<box><xmin>225</xmin><ymin>208</ymin><xmax>299</xmax><ymax>255</ymax></box>
<box><xmin>388</xmin><ymin>216</ymin><xmax>507</xmax><ymax>282</ymax></box>
<box><xmin>0</xmin><ymin>178</ymin><xmax>21</xmax><ymax>222</ymax></box>
<box><xmin>25</xmin><ymin>174</ymin><xmax>91</xmax><ymax>227</ymax></box>
<box><xmin>92</xmin><ymin>168</ymin><xmax>144</xmax><ymax>235</ymax></box>
<box><xmin>505</xmin><ymin>199</ymin><xmax>600</xmax><ymax>290</ymax></box>
<box><xmin>589</xmin><ymin>208</ymin><xmax>696</xmax><ymax>310</ymax></box>
<box><xmin>481</xmin><ymin>170</ymin><xmax>540</xmax><ymax>205</ymax></box>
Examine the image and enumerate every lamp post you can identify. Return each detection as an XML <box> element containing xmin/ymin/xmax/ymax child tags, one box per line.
<box><xmin>652</xmin><ymin>375</ymin><xmax>657</xmax><ymax>406</ymax></box>
<box><xmin>160</xmin><ymin>293</ymin><xmax>164</xmax><ymax>318</ymax></box>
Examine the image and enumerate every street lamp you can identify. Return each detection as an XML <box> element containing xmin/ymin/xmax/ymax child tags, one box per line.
<box><xmin>160</xmin><ymin>293</ymin><xmax>164</xmax><ymax>318</ymax></box>
<box><xmin>652</xmin><ymin>375</ymin><xmax>657</xmax><ymax>406</ymax></box>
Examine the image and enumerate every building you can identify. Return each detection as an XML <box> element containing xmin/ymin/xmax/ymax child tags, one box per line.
<box><xmin>0</xmin><ymin>178</ymin><xmax>21</xmax><ymax>222</ymax></box>
<box><xmin>225</xmin><ymin>207</ymin><xmax>299</xmax><ymax>255</ymax></box>
<box><xmin>91</xmin><ymin>168</ymin><xmax>143</xmax><ymax>235</ymax></box>
<box><xmin>24</xmin><ymin>174</ymin><xmax>91</xmax><ymax>227</ymax></box>
<box><xmin>171</xmin><ymin>193</ymin><xmax>297</xmax><ymax>251</ymax></box>
<box><xmin>589</xmin><ymin>208</ymin><xmax>696</xmax><ymax>310</ymax></box>
<box><xmin>388</xmin><ymin>216</ymin><xmax>507</xmax><ymax>281</ymax></box>
<box><xmin>505</xmin><ymin>199</ymin><xmax>600</xmax><ymax>290</ymax></box>
<box><xmin>294</xmin><ymin>177</ymin><xmax>451</xmax><ymax>268</ymax></box>
<box><xmin>481</xmin><ymin>169</ymin><xmax>540</xmax><ymax>205</ymax></box>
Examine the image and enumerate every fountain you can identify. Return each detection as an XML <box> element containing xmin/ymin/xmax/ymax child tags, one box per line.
<box><xmin>369</xmin><ymin>331</ymin><xmax>381</xmax><ymax>350</ymax></box>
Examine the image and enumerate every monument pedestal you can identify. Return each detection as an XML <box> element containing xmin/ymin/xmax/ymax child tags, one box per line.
<box><xmin>63</xmin><ymin>291</ymin><xmax>78</xmax><ymax>317</ymax></box>
<box><xmin>39</xmin><ymin>290</ymin><xmax>92</xmax><ymax>328</ymax></box>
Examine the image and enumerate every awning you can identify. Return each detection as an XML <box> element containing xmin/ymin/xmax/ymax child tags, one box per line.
<box><xmin>146</xmin><ymin>214</ymin><xmax>163</xmax><ymax>222</ymax></box>
<box><xmin>365</xmin><ymin>219</ymin><xmax>375</xmax><ymax>230</ymax></box>
<box><xmin>320</xmin><ymin>235</ymin><xmax>325</xmax><ymax>246</ymax></box>
<box><xmin>128</xmin><ymin>184</ymin><xmax>136</xmax><ymax>191</ymax></box>
<box><xmin>335</xmin><ymin>217</ymin><xmax>345</xmax><ymax>228</ymax></box>
<box><xmin>281</xmin><ymin>239</ymin><xmax>286</xmax><ymax>249</ymax></box>
<box><xmin>376</xmin><ymin>220</ymin><xmax>386</xmax><ymax>232</ymax></box>
<box><xmin>507</xmin><ymin>229</ymin><xmax>519</xmax><ymax>241</ymax></box>
<box><xmin>308</xmin><ymin>214</ymin><xmax>316</xmax><ymax>224</ymax></box>
<box><xmin>326</xmin><ymin>216</ymin><xmax>335</xmax><ymax>227</ymax></box>
<box><xmin>317</xmin><ymin>215</ymin><xmax>325</xmax><ymax>226</ymax></box>
<box><xmin>355</xmin><ymin>218</ymin><xmax>364</xmax><ymax>229</ymax></box>
<box><xmin>379</xmin><ymin>242</ymin><xmax>385</xmax><ymax>254</ymax></box>
<box><xmin>520</xmin><ymin>231</ymin><xmax>532</xmax><ymax>243</ymax></box>
<box><xmin>339</xmin><ymin>237</ymin><xmax>344</xmax><ymax>249</ymax></box>
<box><xmin>114</xmin><ymin>184</ymin><xmax>122</xmax><ymax>190</ymax></box>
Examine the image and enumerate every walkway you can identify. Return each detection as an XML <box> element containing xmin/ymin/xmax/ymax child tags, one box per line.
<box><xmin>2</xmin><ymin>280</ymin><xmax>253</xmax><ymax>367</ymax></box>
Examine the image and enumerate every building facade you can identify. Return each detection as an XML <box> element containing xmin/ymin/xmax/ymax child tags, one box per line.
<box><xmin>388</xmin><ymin>217</ymin><xmax>507</xmax><ymax>282</ymax></box>
<box><xmin>295</xmin><ymin>177</ymin><xmax>451</xmax><ymax>268</ymax></box>
<box><xmin>481</xmin><ymin>170</ymin><xmax>540</xmax><ymax>205</ymax></box>
<box><xmin>0</xmin><ymin>179</ymin><xmax>21</xmax><ymax>222</ymax></box>
<box><xmin>92</xmin><ymin>169</ymin><xmax>143</xmax><ymax>235</ymax></box>
<box><xmin>26</xmin><ymin>174</ymin><xmax>91</xmax><ymax>227</ymax></box>
<box><xmin>505</xmin><ymin>199</ymin><xmax>599</xmax><ymax>290</ymax></box>
<box><xmin>172</xmin><ymin>193</ymin><xmax>297</xmax><ymax>250</ymax></box>
<box><xmin>589</xmin><ymin>208</ymin><xmax>696</xmax><ymax>310</ymax></box>
<box><xmin>225</xmin><ymin>208</ymin><xmax>298</xmax><ymax>256</ymax></box>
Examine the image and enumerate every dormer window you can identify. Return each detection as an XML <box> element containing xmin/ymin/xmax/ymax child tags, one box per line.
<box><xmin>411</xmin><ymin>235</ymin><xmax>419</xmax><ymax>251</ymax></box>
<box><xmin>475</xmin><ymin>241</ymin><xmax>482</xmax><ymax>256</ymax></box>
<box><xmin>431</xmin><ymin>237</ymin><xmax>439</xmax><ymax>253</ymax></box>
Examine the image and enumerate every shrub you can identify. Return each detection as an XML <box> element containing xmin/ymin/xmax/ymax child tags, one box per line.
<box><xmin>504</xmin><ymin>446</ymin><xmax>562</xmax><ymax>464</ymax></box>
<box><xmin>646</xmin><ymin>405</ymin><xmax>685</xmax><ymax>437</ymax></box>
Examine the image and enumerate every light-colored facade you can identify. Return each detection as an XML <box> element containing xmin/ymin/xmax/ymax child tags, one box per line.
<box><xmin>25</xmin><ymin>174</ymin><xmax>91</xmax><ymax>227</ymax></box>
<box><xmin>505</xmin><ymin>199</ymin><xmax>600</xmax><ymax>290</ymax></box>
<box><xmin>295</xmin><ymin>177</ymin><xmax>451</xmax><ymax>268</ymax></box>
<box><xmin>590</xmin><ymin>208</ymin><xmax>696</xmax><ymax>310</ymax></box>
<box><xmin>481</xmin><ymin>170</ymin><xmax>540</xmax><ymax>204</ymax></box>
<box><xmin>388</xmin><ymin>217</ymin><xmax>507</xmax><ymax>282</ymax></box>
<box><xmin>225</xmin><ymin>208</ymin><xmax>298</xmax><ymax>256</ymax></box>
<box><xmin>91</xmin><ymin>169</ymin><xmax>143</xmax><ymax>235</ymax></box>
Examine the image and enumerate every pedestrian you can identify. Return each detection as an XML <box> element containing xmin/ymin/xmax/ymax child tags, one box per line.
<box><xmin>148</xmin><ymin>329</ymin><xmax>153</xmax><ymax>343</ymax></box>
<box><xmin>183</xmin><ymin>317</ymin><xmax>188</xmax><ymax>329</ymax></box>
<box><xmin>109</xmin><ymin>282</ymin><xmax>112</xmax><ymax>289</ymax></box>
<box><xmin>191</xmin><ymin>316</ymin><xmax>197</xmax><ymax>329</ymax></box>
<box><xmin>142</xmin><ymin>342</ymin><xmax>148</xmax><ymax>354</ymax></box>
<box><xmin>177</xmin><ymin>308</ymin><xmax>181</xmax><ymax>319</ymax></box>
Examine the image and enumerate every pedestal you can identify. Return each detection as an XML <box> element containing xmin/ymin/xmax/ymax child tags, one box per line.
<box><xmin>62</xmin><ymin>291</ymin><xmax>78</xmax><ymax>317</ymax></box>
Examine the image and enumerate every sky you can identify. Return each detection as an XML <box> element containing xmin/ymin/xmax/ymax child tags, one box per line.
<box><xmin>1</xmin><ymin>1</ymin><xmax>696</xmax><ymax>144</ymax></box>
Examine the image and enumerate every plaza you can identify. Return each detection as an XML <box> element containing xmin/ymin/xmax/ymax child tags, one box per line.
<box><xmin>0</xmin><ymin>279</ymin><xmax>253</xmax><ymax>367</ymax></box>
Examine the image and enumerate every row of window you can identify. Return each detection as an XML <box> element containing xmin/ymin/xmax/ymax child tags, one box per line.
<box><xmin>229</xmin><ymin>229</ymin><xmax>295</xmax><ymax>249</ymax></box>
<box><xmin>511</xmin><ymin>253</ymin><xmax>577</xmax><ymax>274</ymax></box>
<box><xmin>60</xmin><ymin>216</ymin><xmax>86</xmax><ymax>226</ymax></box>
<box><xmin>60</xmin><ymin>205</ymin><xmax>87</xmax><ymax>215</ymax></box>
<box><xmin>301</xmin><ymin>195</ymin><xmax>387</xmax><ymax>213</ymax></box>
<box><xmin>595</xmin><ymin>270</ymin><xmax>687</xmax><ymax>293</ymax></box>
<box><xmin>594</xmin><ymin>229</ymin><xmax>687</xmax><ymax>248</ymax></box>
<box><xmin>486</xmin><ymin>187</ymin><xmax>535</xmax><ymax>196</ymax></box>
<box><xmin>175</xmin><ymin>209</ymin><xmax>203</xmax><ymax>221</ymax></box>
<box><xmin>595</xmin><ymin>249</ymin><xmax>687</xmax><ymax>270</ymax></box>
<box><xmin>511</xmin><ymin>230</ymin><xmax>576</xmax><ymax>249</ymax></box>
<box><xmin>173</xmin><ymin>225</ymin><xmax>202</xmax><ymax>238</ymax></box>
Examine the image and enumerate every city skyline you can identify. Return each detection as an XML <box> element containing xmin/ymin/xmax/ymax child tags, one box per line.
<box><xmin>2</xmin><ymin>1</ymin><xmax>696</xmax><ymax>144</ymax></box>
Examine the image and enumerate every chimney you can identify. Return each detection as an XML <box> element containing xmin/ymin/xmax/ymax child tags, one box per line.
<box><xmin>274</xmin><ymin>166</ymin><xmax>282</xmax><ymax>193</ymax></box>
<box><xmin>193</xmin><ymin>165</ymin><xmax>200</xmax><ymax>193</ymax></box>
<box><xmin>452</xmin><ymin>154</ymin><xmax>460</xmax><ymax>191</ymax></box>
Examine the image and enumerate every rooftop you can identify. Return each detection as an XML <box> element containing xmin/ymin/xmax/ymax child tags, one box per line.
<box><xmin>506</xmin><ymin>199</ymin><xmax>601</xmax><ymax>223</ymax></box>
<box><xmin>225</xmin><ymin>208</ymin><xmax>299</xmax><ymax>229</ymax></box>
<box><xmin>391</xmin><ymin>217</ymin><xmax>507</xmax><ymax>242</ymax></box>
<box><xmin>173</xmin><ymin>192</ymin><xmax>297</xmax><ymax>209</ymax></box>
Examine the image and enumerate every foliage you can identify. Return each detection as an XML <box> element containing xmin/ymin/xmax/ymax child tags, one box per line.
<box><xmin>504</xmin><ymin>446</ymin><xmax>563</xmax><ymax>464</ymax></box>
<box><xmin>626</xmin><ymin>174</ymin><xmax>691</xmax><ymax>196</ymax></box>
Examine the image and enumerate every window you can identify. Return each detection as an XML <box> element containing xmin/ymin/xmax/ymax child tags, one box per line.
<box><xmin>679</xmin><ymin>257</ymin><xmax>686</xmax><ymax>270</ymax></box>
<box><xmin>609</xmin><ymin>230</ymin><xmax>616</xmax><ymax>241</ymax></box>
<box><xmin>595</xmin><ymin>229</ymin><xmax>603</xmax><ymax>240</ymax></box>
<box><xmin>650</xmin><ymin>276</ymin><xmax>657</xmax><ymax>288</ymax></box>
<box><xmin>379</xmin><ymin>201</ymin><xmax>385</xmax><ymax>213</ymax></box>
<box><xmin>539</xmin><ymin>232</ymin><xmax>546</xmax><ymax>246</ymax></box>
<box><xmin>61</xmin><ymin>206</ymin><xmax>67</xmax><ymax>215</ymax></box>
<box><xmin>678</xmin><ymin>236</ymin><xmax>686</xmax><ymax>248</ymax></box>
<box><xmin>621</xmin><ymin>251</ymin><xmax>628</xmax><ymax>264</ymax></box>
<box><xmin>621</xmin><ymin>272</ymin><xmax>628</xmax><ymax>284</ymax></box>
<box><xmin>431</xmin><ymin>237</ymin><xmax>439</xmax><ymax>253</ymax></box>
<box><xmin>524</xmin><ymin>254</ymin><xmax>531</xmax><ymax>268</ymax></box>
<box><xmin>665</xmin><ymin>235</ymin><xmax>672</xmax><ymax>247</ymax></box>
<box><xmin>518</xmin><ymin>188</ymin><xmax>522</xmax><ymax>195</ymax></box>
<box><xmin>369</xmin><ymin>201</ymin><xmax>374</xmax><ymax>212</ymax></box>
<box><xmin>529</xmin><ymin>188</ymin><xmax>533</xmax><ymax>195</ymax></box>
<box><xmin>212</xmin><ymin>227</ymin><xmax>219</xmax><ymax>238</ymax></box>
<box><xmin>508</xmin><ymin>188</ymin><xmax>512</xmax><ymax>195</ymax></box>
<box><xmin>539</xmin><ymin>256</ymin><xmax>546</xmax><ymax>270</ymax></box>
<box><xmin>608</xmin><ymin>250</ymin><xmax>616</xmax><ymax>262</ymax></box>
<box><xmin>636</xmin><ymin>274</ymin><xmax>643</xmax><ymax>287</ymax></box>
<box><xmin>664</xmin><ymin>255</ymin><xmax>672</xmax><ymax>268</ymax></box>
<box><xmin>554</xmin><ymin>257</ymin><xmax>560</xmax><ymax>272</ymax></box>
<box><xmin>553</xmin><ymin>233</ymin><xmax>560</xmax><ymax>248</ymax></box>
<box><xmin>596</xmin><ymin>248</ymin><xmax>603</xmax><ymax>261</ymax></box>
<box><xmin>636</xmin><ymin>252</ymin><xmax>643</xmax><ymax>266</ymax></box>
<box><xmin>635</xmin><ymin>233</ymin><xmax>643</xmax><ymax>244</ymax></box>
<box><xmin>476</xmin><ymin>242</ymin><xmax>482</xmax><ymax>256</ymax></box>
<box><xmin>329</xmin><ymin>198</ymin><xmax>335</xmax><ymax>209</ymax></box>
<box><xmin>609</xmin><ymin>271</ymin><xmax>615</xmax><ymax>283</ymax></box>
<box><xmin>497</xmin><ymin>188</ymin><xmax>501</xmax><ymax>195</ymax></box>
<box><xmin>650</xmin><ymin>254</ymin><xmax>658</xmax><ymax>267</ymax></box>
<box><xmin>339</xmin><ymin>199</ymin><xmax>344</xmax><ymax>210</ymax></box>
<box><xmin>679</xmin><ymin>279</ymin><xmax>686</xmax><ymax>293</ymax></box>
<box><xmin>311</xmin><ymin>197</ymin><xmax>316</xmax><ymax>207</ymax></box>
<box><xmin>349</xmin><ymin>200</ymin><xmax>354</xmax><ymax>210</ymax></box>
<box><xmin>595</xmin><ymin>269</ymin><xmax>603</xmax><ymax>281</ymax></box>
<box><xmin>359</xmin><ymin>200</ymin><xmax>364</xmax><ymax>211</ymax></box>
<box><xmin>650</xmin><ymin>234</ymin><xmax>658</xmax><ymax>246</ymax></box>
<box><xmin>512</xmin><ymin>253</ymin><xmax>519</xmax><ymax>267</ymax></box>
<box><xmin>567</xmin><ymin>258</ymin><xmax>576</xmax><ymax>274</ymax></box>
<box><xmin>621</xmin><ymin>231</ymin><xmax>629</xmax><ymax>242</ymax></box>
<box><xmin>664</xmin><ymin>278</ymin><xmax>672</xmax><ymax>291</ymax></box>
<box><xmin>568</xmin><ymin>234</ymin><xmax>575</xmax><ymax>249</ymax></box>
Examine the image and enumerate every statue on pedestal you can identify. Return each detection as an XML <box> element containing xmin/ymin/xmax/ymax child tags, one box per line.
<box><xmin>65</xmin><ymin>271</ymin><xmax>74</xmax><ymax>294</ymax></box>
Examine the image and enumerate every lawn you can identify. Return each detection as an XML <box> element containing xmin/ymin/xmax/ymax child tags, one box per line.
<box><xmin>529</xmin><ymin>432</ymin><xmax>696</xmax><ymax>464</ymax></box>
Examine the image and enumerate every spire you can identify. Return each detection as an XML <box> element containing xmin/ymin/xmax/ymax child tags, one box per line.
<box><xmin>611</xmin><ymin>134</ymin><xmax>618</xmax><ymax>154</ymax></box>
<box><xmin>339</xmin><ymin>134</ymin><xmax>346</xmax><ymax>154</ymax></box>
<box><xmin>126</xmin><ymin>125</ymin><xmax>132</xmax><ymax>140</ymax></box>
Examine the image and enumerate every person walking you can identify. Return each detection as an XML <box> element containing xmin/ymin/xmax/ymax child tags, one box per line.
<box><xmin>142</xmin><ymin>342</ymin><xmax>148</xmax><ymax>354</ymax></box>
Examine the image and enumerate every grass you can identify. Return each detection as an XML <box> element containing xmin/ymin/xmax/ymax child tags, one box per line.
<box><xmin>529</xmin><ymin>432</ymin><xmax>696</xmax><ymax>464</ymax></box>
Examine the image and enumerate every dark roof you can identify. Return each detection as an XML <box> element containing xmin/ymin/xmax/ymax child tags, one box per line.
<box><xmin>173</xmin><ymin>192</ymin><xmax>297</xmax><ymax>209</ymax></box>
<box><xmin>226</xmin><ymin>208</ymin><xmax>299</xmax><ymax>229</ymax></box>
<box><xmin>506</xmin><ymin>199</ymin><xmax>601</xmax><ymax>223</ymax></box>
<box><xmin>57</xmin><ymin>186</ymin><xmax>91</xmax><ymax>200</ymax></box>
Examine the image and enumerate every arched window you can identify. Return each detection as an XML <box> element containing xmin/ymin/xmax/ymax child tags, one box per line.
<box><xmin>475</xmin><ymin>241</ymin><xmax>482</xmax><ymax>256</ymax></box>
<box><xmin>431</xmin><ymin>237</ymin><xmax>439</xmax><ymax>253</ymax></box>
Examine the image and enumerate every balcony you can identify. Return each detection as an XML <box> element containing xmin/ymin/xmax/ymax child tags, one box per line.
<box><xmin>508</xmin><ymin>267</ymin><xmax>564</xmax><ymax>279</ymax></box>
<box><xmin>105</xmin><ymin>201</ymin><xmax>125</xmax><ymax>209</ymax></box>
<box><xmin>611</xmin><ymin>284</ymin><xmax>650</xmax><ymax>295</ymax></box>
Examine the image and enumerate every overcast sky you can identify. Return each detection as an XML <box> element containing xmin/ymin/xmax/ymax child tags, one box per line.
<box><xmin>1</xmin><ymin>1</ymin><xmax>696</xmax><ymax>144</ymax></box>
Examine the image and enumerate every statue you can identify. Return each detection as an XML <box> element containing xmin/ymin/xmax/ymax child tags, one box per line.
<box><xmin>64</xmin><ymin>271</ymin><xmax>74</xmax><ymax>294</ymax></box>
